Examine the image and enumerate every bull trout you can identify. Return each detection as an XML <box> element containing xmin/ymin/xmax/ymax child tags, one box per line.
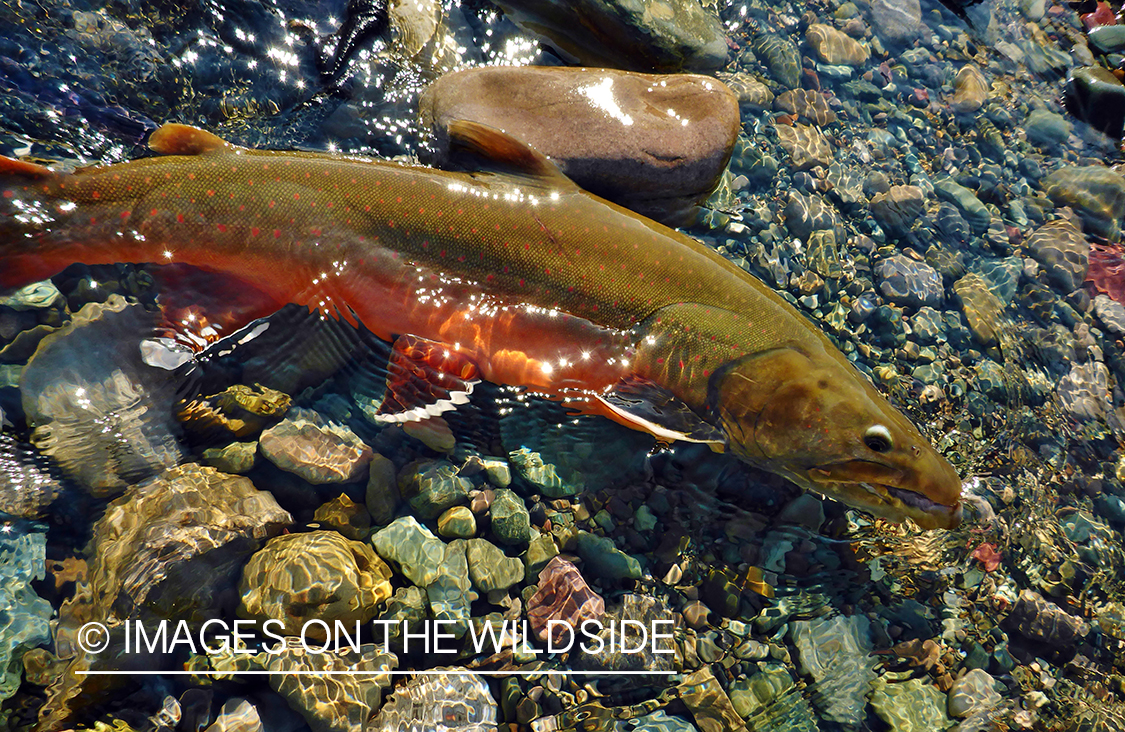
<box><xmin>0</xmin><ymin>122</ymin><xmax>963</xmax><ymax>529</ymax></box>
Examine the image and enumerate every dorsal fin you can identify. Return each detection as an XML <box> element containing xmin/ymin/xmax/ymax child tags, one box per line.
<box><xmin>446</xmin><ymin>120</ymin><xmax>577</xmax><ymax>191</ymax></box>
<box><xmin>0</xmin><ymin>156</ymin><xmax>54</xmax><ymax>179</ymax></box>
<box><xmin>148</xmin><ymin>124</ymin><xmax>233</xmax><ymax>156</ymax></box>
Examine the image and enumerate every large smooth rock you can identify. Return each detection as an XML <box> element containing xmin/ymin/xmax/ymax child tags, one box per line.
<box><xmin>239</xmin><ymin>530</ymin><xmax>393</xmax><ymax>637</ymax></box>
<box><xmin>488</xmin><ymin>0</ymin><xmax>727</xmax><ymax>72</ymax></box>
<box><xmin>421</xmin><ymin>66</ymin><xmax>739</xmax><ymax>225</ymax></box>
<box><xmin>1065</xmin><ymin>66</ymin><xmax>1125</xmax><ymax>139</ymax></box>
<box><xmin>20</xmin><ymin>296</ymin><xmax>184</xmax><ymax>498</ymax></box>
<box><xmin>869</xmin><ymin>0</ymin><xmax>922</xmax><ymax>45</ymax></box>
<box><xmin>80</xmin><ymin>464</ymin><xmax>292</xmax><ymax>625</ymax></box>
<box><xmin>805</xmin><ymin>24</ymin><xmax>868</xmax><ymax>66</ymax></box>
<box><xmin>1026</xmin><ymin>217</ymin><xmax>1090</xmax><ymax>293</ymax></box>
<box><xmin>1043</xmin><ymin>165</ymin><xmax>1125</xmax><ymax>239</ymax></box>
<box><xmin>950</xmin><ymin>65</ymin><xmax>988</xmax><ymax>113</ymax></box>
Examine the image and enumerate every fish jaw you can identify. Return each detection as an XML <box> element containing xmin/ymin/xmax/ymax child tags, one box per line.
<box><xmin>803</xmin><ymin>462</ymin><xmax>963</xmax><ymax>530</ymax></box>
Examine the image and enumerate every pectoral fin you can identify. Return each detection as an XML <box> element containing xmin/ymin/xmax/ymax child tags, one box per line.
<box><xmin>375</xmin><ymin>335</ymin><xmax>481</xmax><ymax>423</ymax></box>
<box><xmin>595</xmin><ymin>375</ymin><xmax>726</xmax><ymax>447</ymax></box>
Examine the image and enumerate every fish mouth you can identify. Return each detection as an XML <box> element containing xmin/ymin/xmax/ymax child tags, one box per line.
<box><xmin>806</xmin><ymin>467</ymin><xmax>962</xmax><ymax>530</ymax></box>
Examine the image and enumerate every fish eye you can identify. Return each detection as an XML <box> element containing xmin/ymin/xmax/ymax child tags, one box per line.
<box><xmin>864</xmin><ymin>424</ymin><xmax>893</xmax><ymax>453</ymax></box>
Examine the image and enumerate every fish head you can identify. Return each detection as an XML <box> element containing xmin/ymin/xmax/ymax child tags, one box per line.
<box><xmin>711</xmin><ymin>348</ymin><xmax>962</xmax><ymax>530</ymax></box>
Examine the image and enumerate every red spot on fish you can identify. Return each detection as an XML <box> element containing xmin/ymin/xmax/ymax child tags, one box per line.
<box><xmin>150</xmin><ymin>208</ymin><xmax>158</xmax><ymax>216</ymax></box>
<box><xmin>293</xmin><ymin>193</ymin><xmax>300</xmax><ymax>200</ymax></box>
<box><xmin>269</xmin><ymin>201</ymin><xmax>275</xmax><ymax>208</ymax></box>
<box><xmin>519</xmin><ymin>279</ymin><xmax>525</xmax><ymax>287</ymax></box>
<box><xmin>120</xmin><ymin>211</ymin><xmax>130</xmax><ymax>219</ymax></box>
<box><xmin>657</xmin><ymin>358</ymin><xmax>664</xmax><ymax>364</ymax></box>
<box><xmin>187</xmin><ymin>173</ymin><xmax>195</xmax><ymax>180</ymax></box>
<box><xmin>2</xmin><ymin>191</ymin><xmax>11</xmax><ymax>199</ymax></box>
<box><xmin>217</xmin><ymin>224</ymin><xmax>227</xmax><ymax>233</ymax></box>
<box><xmin>273</xmin><ymin>229</ymin><xmax>281</xmax><ymax>238</ymax></box>
<box><xmin>251</xmin><ymin>227</ymin><xmax>260</xmax><ymax>236</ymax></box>
<box><xmin>207</xmin><ymin>190</ymin><xmax>215</xmax><ymax>196</ymax></box>
<box><xmin>91</xmin><ymin>190</ymin><xmax>101</xmax><ymax>199</ymax></box>
<box><xmin>177</xmin><ymin>213</ymin><xmax>185</xmax><ymax>223</ymax></box>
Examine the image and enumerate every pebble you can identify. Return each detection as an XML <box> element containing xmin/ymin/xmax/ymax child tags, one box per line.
<box><xmin>527</xmin><ymin>556</ymin><xmax>605</xmax><ymax>644</ymax></box>
<box><xmin>1094</xmin><ymin>293</ymin><xmax>1125</xmax><ymax>335</ymax></box>
<box><xmin>437</xmin><ymin>505</ymin><xmax>477</xmax><ymax>539</ymax></box>
<box><xmin>876</xmin><ymin>255</ymin><xmax>944</xmax><ymax>308</ymax></box>
<box><xmin>933</xmin><ymin>178</ymin><xmax>992</xmax><ymax>235</ymax></box>
<box><xmin>869</xmin><ymin>185</ymin><xmax>925</xmax><ymax>236</ymax></box>
<box><xmin>1026</xmin><ymin>217</ymin><xmax>1090</xmax><ymax>293</ymax></box>
<box><xmin>371</xmin><ymin>517</ymin><xmax>447</xmax><ymax>587</ymax></box>
<box><xmin>950</xmin><ymin>65</ymin><xmax>988</xmax><ymax>113</ymax></box>
<box><xmin>869</xmin><ymin>0</ymin><xmax>922</xmax><ymax>45</ymax></box>
<box><xmin>313</xmin><ymin>493</ymin><xmax>371</xmax><ymax>541</ymax></box>
<box><xmin>489</xmin><ymin>488</ymin><xmax>532</xmax><ymax>546</ymax></box>
<box><xmin>397</xmin><ymin>459</ymin><xmax>472</xmax><ymax>520</ymax></box>
<box><xmin>259</xmin><ymin>415</ymin><xmax>372</xmax><ymax>485</ymax></box>
<box><xmin>466</xmin><ymin>538</ymin><xmax>525</xmax><ymax>593</ymax></box>
<box><xmin>805</xmin><ymin>24</ymin><xmax>868</xmax><ymax>66</ymax></box>
<box><xmin>1024</xmin><ymin>108</ymin><xmax>1072</xmax><ymax>147</ymax></box>
<box><xmin>948</xmin><ymin>669</ymin><xmax>1002</xmax><ymax>718</ymax></box>
<box><xmin>365</xmin><ymin>454</ymin><xmax>400</xmax><ymax>526</ymax></box>
<box><xmin>201</xmin><ymin>441</ymin><xmax>258</xmax><ymax>475</ymax></box>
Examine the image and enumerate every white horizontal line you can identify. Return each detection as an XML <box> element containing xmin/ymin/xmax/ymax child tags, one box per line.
<box><xmin>78</xmin><ymin>670</ymin><xmax>675</xmax><ymax>676</ymax></box>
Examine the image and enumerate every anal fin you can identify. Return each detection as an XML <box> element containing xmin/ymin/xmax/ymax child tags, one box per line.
<box><xmin>595</xmin><ymin>375</ymin><xmax>727</xmax><ymax>448</ymax></box>
<box><xmin>375</xmin><ymin>335</ymin><xmax>481</xmax><ymax>423</ymax></box>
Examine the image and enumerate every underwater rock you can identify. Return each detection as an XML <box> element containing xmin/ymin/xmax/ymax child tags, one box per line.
<box><xmin>466</xmin><ymin>538</ymin><xmax>524</xmax><ymax>593</ymax></box>
<box><xmin>869</xmin><ymin>0</ymin><xmax>922</xmax><ymax>44</ymax></box>
<box><xmin>784</xmin><ymin>192</ymin><xmax>838</xmax><ymax>240</ymax></box>
<box><xmin>437</xmin><ymin>505</ymin><xmax>477</xmax><ymax>539</ymax></box>
<box><xmin>1004</xmin><ymin>589</ymin><xmax>1090</xmax><ymax>649</ymax></box>
<box><xmin>377</xmin><ymin>585</ymin><xmax>428</xmax><ymax>648</ymax></box>
<box><xmin>1057</xmin><ymin>361</ymin><xmax>1112</xmax><ymax>422</ymax></box>
<box><xmin>953</xmin><ymin>273</ymin><xmax>1005</xmax><ymax>347</ymax></box>
<box><xmin>509</xmin><ymin>447</ymin><xmax>583</xmax><ymax>498</ymax></box>
<box><xmin>0</xmin><ymin>432</ymin><xmax>63</xmax><ymax>518</ymax></box>
<box><xmin>313</xmin><ymin>493</ymin><xmax>371</xmax><ymax>540</ymax></box>
<box><xmin>949</xmin><ymin>669</ymin><xmax>1002</xmax><ymax>718</ymax></box>
<box><xmin>1025</xmin><ymin>109</ymin><xmax>1072</xmax><ymax>148</ymax></box>
<box><xmin>212</xmin><ymin>638</ymin><xmax>396</xmax><ymax>732</ymax></box>
<box><xmin>951</xmin><ymin>64</ymin><xmax>988</xmax><ymax>113</ymax></box>
<box><xmin>805</xmin><ymin>24</ymin><xmax>868</xmax><ymax>66</ymax></box>
<box><xmin>527</xmin><ymin>556</ymin><xmax>605</xmax><ymax>644</ymax></box>
<box><xmin>398</xmin><ymin>459</ymin><xmax>471</xmax><ymax>520</ymax></box>
<box><xmin>752</xmin><ymin>30</ymin><xmax>801</xmax><ymax>89</ymax></box>
<box><xmin>678</xmin><ymin>667</ymin><xmax>749</xmax><ymax>731</ymax></box>
<box><xmin>370</xmin><ymin>668</ymin><xmax>498</xmax><ymax>730</ymax></box>
<box><xmin>774</xmin><ymin>89</ymin><xmax>837</xmax><ymax>126</ymax></box>
<box><xmin>0</xmin><ymin>529</ymin><xmax>51</xmax><ymax>704</ymax></box>
<box><xmin>82</xmin><ymin>463</ymin><xmax>291</xmax><ymax>624</ymax></box>
<box><xmin>715</xmin><ymin>72</ymin><xmax>774</xmax><ymax>110</ymax></box>
<box><xmin>870</xmin><ymin>186</ymin><xmax>925</xmax><ymax>237</ymax></box>
<box><xmin>1027</xmin><ymin>217</ymin><xmax>1090</xmax><ymax>293</ymax></box>
<box><xmin>239</xmin><ymin>530</ymin><xmax>392</xmax><ymax>636</ymax></box>
<box><xmin>1065</xmin><ymin>66</ymin><xmax>1125</xmax><ymax>139</ymax></box>
<box><xmin>421</xmin><ymin>66</ymin><xmax>739</xmax><ymax>225</ymax></box>
<box><xmin>574</xmin><ymin>593</ymin><xmax>677</xmax><ymax>673</ymax></box>
<box><xmin>790</xmin><ymin>614</ymin><xmax>877</xmax><ymax>726</ymax></box>
<box><xmin>934</xmin><ymin>178</ymin><xmax>992</xmax><ymax>235</ymax></box>
<box><xmin>1043</xmin><ymin>165</ymin><xmax>1125</xmax><ymax>239</ymax></box>
<box><xmin>576</xmin><ymin>531</ymin><xmax>643</xmax><ymax>581</ymax></box>
<box><xmin>20</xmin><ymin>295</ymin><xmax>184</xmax><ymax>498</ymax></box>
<box><xmin>201</xmin><ymin>441</ymin><xmax>258</xmax><ymax>475</ymax></box>
<box><xmin>205</xmin><ymin>698</ymin><xmax>263</xmax><ymax>732</ymax></box>
<box><xmin>427</xmin><ymin>539</ymin><xmax>476</xmax><ymax>633</ymax></box>
<box><xmin>525</xmin><ymin>534</ymin><xmax>560</xmax><ymax>576</ymax></box>
<box><xmin>870</xmin><ymin>676</ymin><xmax>952</xmax><ymax>731</ymax></box>
<box><xmin>776</xmin><ymin>123</ymin><xmax>834</xmax><ymax>170</ymax></box>
<box><xmin>488</xmin><ymin>0</ymin><xmax>727</xmax><ymax>72</ymax></box>
<box><xmin>258</xmin><ymin>413</ymin><xmax>372</xmax><ymax>485</ymax></box>
<box><xmin>365</xmin><ymin>453</ymin><xmax>400</xmax><ymax>525</ymax></box>
<box><xmin>876</xmin><ymin>255</ymin><xmax>943</xmax><ymax>308</ymax></box>
<box><xmin>371</xmin><ymin>516</ymin><xmax>447</xmax><ymax>587</ymax></box>
<box><xmin>1094</xmin><ymin>294</ymin><xmax>1125</xmax><ymax>336</ymax></box>
<box><xmin>489</xmin><ymin>488</ymin><xmax>531</xmax><ymax>546</ymax></box>
<box><xmin>178</xmin><ymin>383</ymin><xmax>290</xmax><ymax>442</ymax></box>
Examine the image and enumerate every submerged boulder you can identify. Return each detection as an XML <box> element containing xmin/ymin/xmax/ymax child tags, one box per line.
<box><xmin>421</xmin><ymin>66</ymin><xmax>739</xmax><ymax>225</ymax></box>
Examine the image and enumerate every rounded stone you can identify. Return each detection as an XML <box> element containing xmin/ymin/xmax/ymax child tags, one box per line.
<box><xmin>421</xmin><ymin>66</ymin><xmax>739</xmax><ymax>225</ymax></box>
<box><xmin>489</xmin><ymin>489</ymin><xmax>532</xmax><ymax>546</ymax></box>
<box><xmin>437</xmin><ymin>506</ymin><xmax>477</xmax><ymax>539</ymax></box>
<box><xmin>806</xmin><ymin>24</ymin><xmax>868</xmax><ymax>66</ymax></box>
<box><xmin>950</xmin><ymin>64</ymin><xmax>988</xmax><ymax>113</ymax></box>
<box><xmin>239</xmin><ymin>531</ymin><xmax>393</xmax><ymax>637</ymax></box>
<box><xmin>1065</xmin><ymin>66</ymin><xmax>1125</xmax><ymax>139</ymax></box>
<box><xmin>258</xmin><ymin>416</ymin><xmax>372</xmax><ymax>485</ymax></box>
